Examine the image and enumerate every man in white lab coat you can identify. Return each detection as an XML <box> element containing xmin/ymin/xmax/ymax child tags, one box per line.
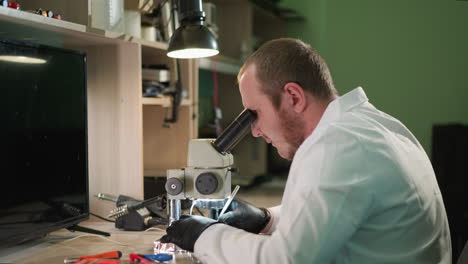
<box><xmin>161</xmin><ymin>38</ymin><xmax>452</xmax><ymax>263</ymax></box>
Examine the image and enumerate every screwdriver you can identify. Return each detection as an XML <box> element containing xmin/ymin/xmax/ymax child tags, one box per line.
<box><xmin>218</xmin><ymin>185</ymin><xmax>240</xmax><ymax>219</ymax></box>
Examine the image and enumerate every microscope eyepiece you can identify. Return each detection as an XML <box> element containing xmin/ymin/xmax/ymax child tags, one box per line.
<box><xmin>213</xmin><ymin>108</ymin><xmax>257</xmax><ymax>154</ymax></box>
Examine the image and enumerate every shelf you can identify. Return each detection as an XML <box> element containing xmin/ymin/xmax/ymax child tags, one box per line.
<box><xmin>131</xmin><ymin>37</ymin><xmax>168</xmax><ymax>50</ymax></box>
<box><xmin>142</xmin><ymin>97</ymin><xmax>191</xmax><ymax>107</ymax></box>
<box><xmin>0</xmin><ymin>6</ymin><xmax>85</xmax><ymax>32</ymax></box>
<box><xmin>0</xmin><ymin>7</ymin><xmax>169</xmax><ymax>50</ymax></box>
<box><xmin>199</xmin><ymin>55</ymin><xmax>241</xmax><ymax>75</ymax></box>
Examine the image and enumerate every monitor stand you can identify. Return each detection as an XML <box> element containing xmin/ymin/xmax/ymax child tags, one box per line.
<box><xmin>67</xmin><ymin>225</ymin><xmax>111</xmax><ymax>237</ymax></box>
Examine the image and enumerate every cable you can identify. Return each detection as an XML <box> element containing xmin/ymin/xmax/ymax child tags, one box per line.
<box><xmin>213</xmin><ymin>56</ymin><xmax>218</xmax><ymax>110</ymax></box>
<box><xmin>195</xmin><ymin>206</ymin><xmax>204</xmax><ymax>216</ymax></box>
<box><xmin>90</xmin><ymin>213</ymin><xmax>115</xmax><ymax>223</ymax></box>
<box><xmin>48</xmin><ymin>233</ymin><xmax>128</xmax><ymax>246</ymax></box>
<box><xmin>144</xmin><ymin>227</ymin><xmax>167</xmax><ymax>232</ymax></box>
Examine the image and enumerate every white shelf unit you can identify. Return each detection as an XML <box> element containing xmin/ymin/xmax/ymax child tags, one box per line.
<box><xmin>0</xmin><ymin>6</ymin><xmax>198</xmax><ymax>216</ymax></box>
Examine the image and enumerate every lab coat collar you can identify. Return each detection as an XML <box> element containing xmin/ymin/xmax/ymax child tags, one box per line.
<box><xmin>294</xmin><ymin>87</ymin><xmax>369</xmax><ymax>160</ymax></box>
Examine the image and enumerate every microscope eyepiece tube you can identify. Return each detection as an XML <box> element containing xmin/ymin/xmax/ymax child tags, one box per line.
<box><xmin>213</xmin><ymin>108</ymin><xmax>257</xmax><ymax>154</ymax></box>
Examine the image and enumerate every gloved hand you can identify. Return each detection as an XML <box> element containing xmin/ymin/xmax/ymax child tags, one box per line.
<box><xmin>217</xmin><ymin>199</ymin><xmax>271</xmax><ymax>234</ymax></box>
<box><xmin>160</xmin><ymin>215</ymin><xmax>220</xmax><ymax>252</ymax></box>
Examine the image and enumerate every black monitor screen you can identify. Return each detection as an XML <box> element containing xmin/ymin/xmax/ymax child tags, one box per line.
<box><xmin>0</xmin><ymin>38</ymin><xmax>88</xmax><ymax>246</ymax></box>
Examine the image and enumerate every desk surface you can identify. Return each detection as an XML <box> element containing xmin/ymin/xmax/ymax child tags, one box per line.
<box><xmin>0</xmin><ymin>181</ymin><xmax>285</xmax><ymax>263</ymax></box>
<box><xmin>0</xmin><ymin>216</ymin><xmax>198</xmax><ymax>264</ymax></box>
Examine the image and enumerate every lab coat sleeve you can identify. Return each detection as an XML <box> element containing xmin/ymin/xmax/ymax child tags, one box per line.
<box><xmin>262</xmin><ymin>205</ymin><xmax>281</xmax><ymax>234</ymax></box>
<box><xmin>194</xmin><ymin>127</ymin><xmax>375</xmax><ymax>263</ymax></box>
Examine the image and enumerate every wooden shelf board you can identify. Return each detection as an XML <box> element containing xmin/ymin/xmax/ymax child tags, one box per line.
<box><xmin>0</xmin><ymin>7</ymin><xmax>85</xmax><ymax>32</ymax></box>
<box><xmin>142</xmin><ymin>97</ymin><xmax>191</xmax><ymax>107</ymax></box>
<box><xmin>131</xmin><ymin>37</ymin><xmax>168</xmax><ymax>50</ymax></box>
<box><xmin>0</xmin><ymin>8</ymin><xmax>111</xmax><ymax>46</ymax></box>
<box><xmin>0</xmin><ymin>7</ymin><xmax>169</xmax><ymax>51</ymax></box>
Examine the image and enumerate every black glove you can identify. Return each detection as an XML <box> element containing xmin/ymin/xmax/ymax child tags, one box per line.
<box><xmin>217</xmin><ymin>199</ymin><xmax>271</xmax><ymax>234</ymax></box>
<box><xmin>160</xmin><ymin>215</ymin><xmax>220</xmax><ymax>252</ymax></box>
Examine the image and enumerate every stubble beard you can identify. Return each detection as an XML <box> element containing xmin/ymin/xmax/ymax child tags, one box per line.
<box><xmin>278</xmin><ymin>108</ymin><xmax>304</xmax><ymax>161</ymax></box>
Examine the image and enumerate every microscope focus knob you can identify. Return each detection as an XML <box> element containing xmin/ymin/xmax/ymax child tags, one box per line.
<box><xmin>165</xmin><ymin>178</ymin><xmax>183</xmax><ymax>195</ymax></box>
<box><xmin>195</xmin><ymin>173</ymin><xmax>218</xmax><ymax>195</ymax></box>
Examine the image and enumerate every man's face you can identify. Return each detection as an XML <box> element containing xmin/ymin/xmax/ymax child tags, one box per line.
<box><xmin>239</xmin><ymin>65</ymin><xmax>304</xmax><ymax>160</ymax></box>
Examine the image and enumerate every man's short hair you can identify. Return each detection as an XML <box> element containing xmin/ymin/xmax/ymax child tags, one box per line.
<box><xmin>238</xmin><ymin>38</ymin><xmax>338</xmax><ymax>108</ymax></box>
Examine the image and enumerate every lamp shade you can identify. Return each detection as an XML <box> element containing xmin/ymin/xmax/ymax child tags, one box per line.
<box><xmin>167</xmin><ymin>24</ymin><xmax>219</xmax><ymax>59</ymax></box>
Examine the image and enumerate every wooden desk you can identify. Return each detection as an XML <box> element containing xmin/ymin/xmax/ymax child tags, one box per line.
<box><xmin>0</xmin><ymin>217</ymin><xmax>198</xmax><ymax>263</ymax></box>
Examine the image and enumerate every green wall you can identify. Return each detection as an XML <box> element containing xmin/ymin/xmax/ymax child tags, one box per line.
<box><xmin>280</xmin><ymin>0</ymin><xmax>468</xmax><ymax>155</ymax></box>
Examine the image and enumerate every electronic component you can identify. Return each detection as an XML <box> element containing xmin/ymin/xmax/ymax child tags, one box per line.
<box><xmin>108</xmin><ymin>195</ymin><xmax>165</xmax><ymax>218</ymax></box>
<box><xmin>96</xmin><ymin>193</ymin><xmax>167</xmax><ymax>231</ymax></box>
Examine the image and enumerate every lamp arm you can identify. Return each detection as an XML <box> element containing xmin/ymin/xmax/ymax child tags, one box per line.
<box><xmin>164</xmin><ymin>0</ymin><xmax>182</xmax><ymax>124</ymax></box>
<box><xmin>164</xmin><ymin>59</ymin><xmax>182</xmax><ymax>123</ymax></box>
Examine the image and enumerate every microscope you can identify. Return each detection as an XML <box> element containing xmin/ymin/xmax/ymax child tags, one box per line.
<box><xmin>165</xmin><ymin>108</ymin><xmax>256</xmax><ymax>224</ymax></box>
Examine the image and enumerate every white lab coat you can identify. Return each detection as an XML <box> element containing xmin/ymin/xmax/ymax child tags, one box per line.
<box><xmin>194</xmin><ymin>87</ymin><xmax>451</xmax><ymax>263</ymax></box>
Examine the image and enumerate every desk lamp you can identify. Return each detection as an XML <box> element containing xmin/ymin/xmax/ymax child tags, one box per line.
<box><xmin>167</xmin><ymin>0</ymin><xmax>219</xmax><ymax>59</ymax></box>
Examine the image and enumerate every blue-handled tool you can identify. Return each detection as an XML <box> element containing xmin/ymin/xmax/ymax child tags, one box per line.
<box><xmin>144</xmin><ymin>253</ymin><xmax>173</xmax><ymax>262</ymax></box>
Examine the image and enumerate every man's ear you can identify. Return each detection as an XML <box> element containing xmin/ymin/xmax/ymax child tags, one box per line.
<box><xmin>283</xmin><ymin>82</ymin><xmax>307</xmax><ymax>113</ymax></box>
